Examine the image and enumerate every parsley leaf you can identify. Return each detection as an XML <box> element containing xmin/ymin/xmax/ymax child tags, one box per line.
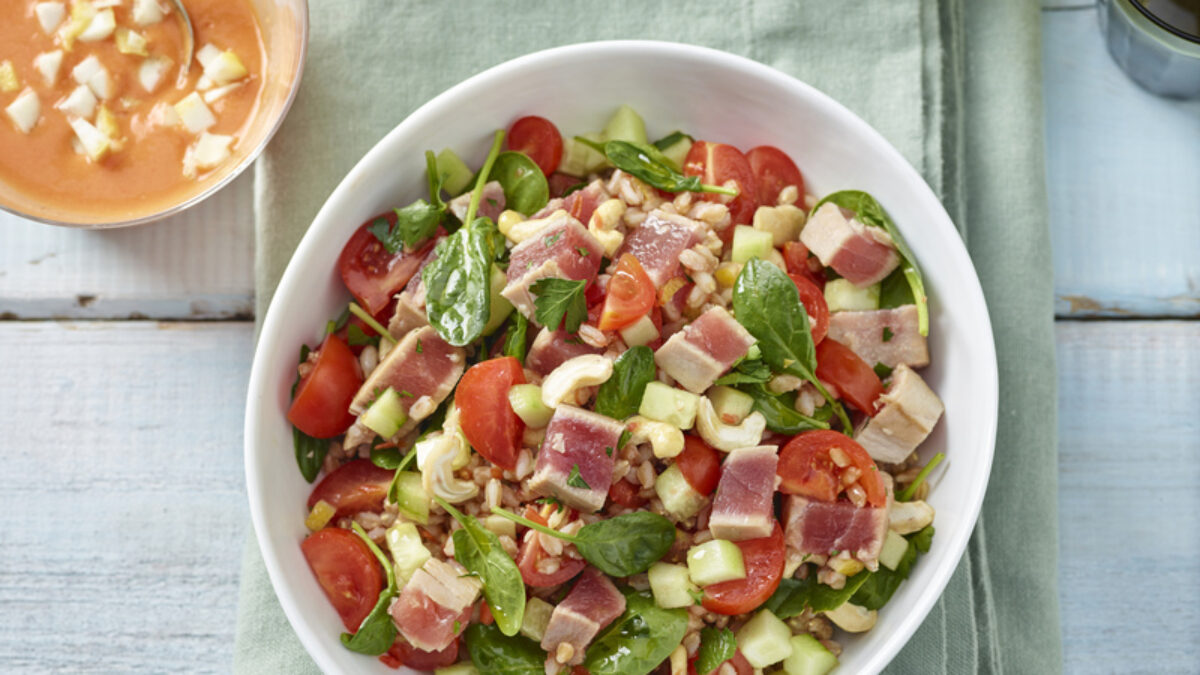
<box><xmin>874</xmin><ymin>362</ymin><xmax>894</xmax><ymax>379</ymax></box>
<box><xmin>882</xmin><ymin>326</ymin><xmax>894</xmax><ymax>342</ymax></box>
<box><xmin>502</xmin><ymin>311</ymin><xmax>529</xmax><ymax>364</ymax></box>
<box><xmin>567</xmin><ymin>464</ymin><xmax>590</xmax><ymax>489</ymax></box>
<box><xmin>531</xmin><ymin>277</ymin><xmax>588</xmax><ymax>333</ymax></box>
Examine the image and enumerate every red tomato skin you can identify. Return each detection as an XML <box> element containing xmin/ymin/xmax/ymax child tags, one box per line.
<box><xmin>701</xmin><ymin>523</ymin><xmax>786</xmax><ymax>616</ymax></box>
<box><xmin>675</xmin><ymin>435</ymin><xmax>721</xmax><ymax>496</ymax></box>
<box><xmin>381</xmin><ymin>637</ymin><xmax>460</xmax><ymax>670</ymax></box>
<box><xmin>783</xmin><ymin>241</ymin><xmax>826</xmax><ymax>288</ymax></box>
<box><xmin>815</xmin><ymin>338</ymin><xmax>884</xmax><ymax>415</ymax></box>
<box><xmin>516</xmin><ymin>526</ymin><xmax>587</xmax><ymax>587</ymax></box>
<box><xmin>300</xmin><ymin>527</ymin><xmax>383</xmax><ymax>631</ymax></box>
<box><xmin>598</xmin><ymin>254</ymin><xmax>656</xmax><ymax>331</ymax></box>
<box><xmin>508</xmin><ymin>116</ymin><xmax>564</xmax><ymax>176</ymax></box>
<box><xmin>288</xmin><ymin>335</ymin><xmax>363</xmax><ymax>439</ymax></box>
<box><xmin>548</xmin><ymin>172</ymin><xmax>580</xmax><ymax>198</ymax></box>
<box><xmin>608</xmin><ymin>478</ymin><xmax>646</xmax><ymax>508</ymax></box>
<box><xmin>688</xmin><ymin>650</ymin><xmax>755</xmax><ymax>675</ymax></box>
<box><xmin>307</xmin><ymin>459</ymin><xmax>395</xmax><ymax>518</ymax></box>
<box><xmin>683</xmin><ymin>141</ymin><xmax>759</xmax><ymax>226</ymax></box>
<box><xmin>338</xmin><ymin>213</ymin><xmax>438</xmax><ymax>317</ymax></box>
<box><xmin>457</xmin><ymin>357</ymin><xmax>527</xmax><ymax>471</ymax></box>
<box><xmin>777</xmin><ymin>430</ymin><xmax>887</xmax><ymax>507</ymax></box>
<box><xmin>788</xmin><ymin>274</ymin><xmax>830</xmax><ymax>345</ymax></box>
<box><xmin>746</xmin><ymin>145</ymin><xmax>805</xmax><ymax>206</ymax></box>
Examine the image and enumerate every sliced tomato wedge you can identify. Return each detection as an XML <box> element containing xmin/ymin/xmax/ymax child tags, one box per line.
<box><xmin>683</xmin><ymin>141</ymin><xmax>758</xmax><ymax>227</ymax></box>
<box><xmin>701</xmin><ymin>523</ymin><xmax>785</xmax><ymax>616</ymax></box>
<box><xmin>507</xmin><ymin>115</ymin><xmax>564</xmax><ymax>176</ymax></box>
<box><xmin>301</xmin><ymin>527</ymin><xmax>383</xmax><ymax>631</ymax></box>
<box><xmin>777</xmin><ymin>430</ymin><xmax>887</xmax><ymax>507</ymax></box>
<box><xmin>338</xmin><ymin>213</ymin><xmax>439</xmax><ymax>316</ymax></box>
<box><xmin>815</xmin><ymin>338</ymin><xmax>884</xmax><ymax>415</ymax></box>
<box><xmin>548</xmin><ymin>172</ymin><xmax>581</xmax><ymax>198</ymax></box>
<box><xmin>789</xmin><ymin>273</ymin><xmax>830</xmax><ymax>345</ymax></box>
<box><xmin>288</xmin><ymin>335</ymin><xmax>363</xmax><ymax>439</ymax></box>
<box><xmin>676</xmin><ymin>435</ymin><xmax>721</xmax><ymax>496</ymax></box>
<box><xmin>608</xmin><ymin>477</ymin><xmax>646</xmax><ymax>509</ymax></box>
<box><xmin>746</xmin><ymin>145</ymin><xmax>805</xmax><ymax>206</ymax></box>
<box><xmin>457</xmin><ymin>357</ymin><xmax>526</xmax><ymax>471</ymax></box>
<box><xmin>598</xmin><ymin>253</ymin><xmax>656</xmax><ymax>331</ymax></box>
<box><xmin>688</xmin><ymin>650</ymin><xmax>755</xmax><ymax>675</ymax></box>
<box><xmin>783</xmin><ymin>240</ymin><xmax>825</xmax><ymax>288</ymax></box>
<box><xmin>516</xmin><ymin>509</ymin><xmax>587</xmax><ymax>587</ymax></box>
<box><xmin>380</xmin><ymin>636</ymin><xmax>460</xmax><ymax>670</ymax></box>
<box><xmin>306</xmin><ymin>459</ymin><xmax>395</xmax><ymax>518</ymax></box>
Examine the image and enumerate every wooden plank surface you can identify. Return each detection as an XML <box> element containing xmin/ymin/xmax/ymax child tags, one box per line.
<box><xmin>1056</xmin><ymin>322</ymin><xmax>1200</xmax><ymax>673</ymax></box>
<box><xmin>1042</xmin><ymin>6</ymin><xmax>1200</xmax><ymax>318</ymax></box>
<box><xmin>0</xmin><ymin>322</ymin><xmax>252</xmax><ymax>673</ymax></box>
<box><xmin>0</xmin><ymin>174</ymin><xmax>255</xmax><ymax>321</ymax></box>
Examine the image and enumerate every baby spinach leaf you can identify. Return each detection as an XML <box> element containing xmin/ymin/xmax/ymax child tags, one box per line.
<box><xmin>368</xmin><ymin>151</ymin><xmax>448</xmax><ymax>254</ymax></box>
<box><xmin>812</xmin><ymin>191</ymin><xmax>928</xmax><ymax>335</ymax></box>
<box><xmin>577</xmin><ymin>137</ymin><xmax>735</xmax><ymax>196</ymax></box>
<box><xmin>489</xmin><ymin>151</ymin><xmax>549</xmax><ymax>216</ymax></box>
<box><xmin>851</xmin><ymin>526</ymin><xmax>935</xmax><ymax>610</ymax></box>
<box><xmin>878</xmin><ymin>267</ymin><xmax>914</xmax><ymax>309</ymax></box>
<box><xmin>713</xmin><ymin>355</ymin><xmax>772</xmax><ymax>386</ymax></box>
<box><xmin>584</xmin><ymin>589</ymin><xmax>688</xmax><ymax>675</ymax></box>
<box><xmin>502</xmin><ymin>311</ymin><xmax>529</xmax><ymax>364</ymax></box>
<box><xmin>491</xmin><ymin>508</ymin><xmax>675</xmax><ymax>577</ymax></box>
<box><xmin>340</xmin><ymin>523</ymin><xmax>398</xmax><ymax>655</ymax></box>
<box><xmin>324</xmin><ymin>306</ymin><xmax>351</xmax><ymax>335</ymax></box>
<box><xmin>732</xmin><ymin>259</ymin><xmax>851</xmax><ymax>432</ymax></box>
<box><xmin>465</xmin><ymin>623</ymin><xmax>545</xmax><ymax>675</ymax></box>
<box><xmin>424</xmin><ymin>217</ymin><xmax>502</xmax><ymax>346</ymax></box>
<box><xmin>695</xmin><ymin>627</ymin><xmax>737</xmax><ymax>674</ymax></box>
<box><xmin>291</xmin><ymin>345</ymin><xmax>327</xmax><ymax>483</ymax></box>
<box><xmin>763</xmin><ymin>570</ymin><xmax>872</xmax><ymax>619</ymax></box>
<box><xmin>651</xmin><ymin>130</ymin><xmax>694</xmax><ymax>153</ymax></box>
<box><xmin>437</xmin><ymin>497</ymin><xmax>526</xmax><ymax>637</ymax></box>
<box><xmin>369</xmin><ymin>440</ymin><xmax>404</xmax><ymax>469</ymax></box>
<box><xmin>737</xmin><ymin>383</ymin><xmax>829</xmax><ymax>434</ymax></box>
<box><xmin>531</xmin><ymin>277</ymin><xmax>587</xmax><ymax>333</ymax></box>
<box><xmin>594</xmin><ymin>345</ymin><xmax>655</xmax><ymax>420</ymax></box>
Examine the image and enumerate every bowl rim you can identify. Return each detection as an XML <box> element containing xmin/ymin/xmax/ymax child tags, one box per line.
<box><xmin>0</xmin><ymin>0</ymin><xmax>311</xmax><ymax>230</ymax></box>
<box><xmin>246</xmin><ymin>38</ymin><xmax>998</xmax><ymax>675</ymax></box>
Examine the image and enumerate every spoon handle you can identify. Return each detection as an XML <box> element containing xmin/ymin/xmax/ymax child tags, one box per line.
<box><xmin>169</xmin><ymin>0</ymin><xmax>195</xmax><ymax>86</ymax></box>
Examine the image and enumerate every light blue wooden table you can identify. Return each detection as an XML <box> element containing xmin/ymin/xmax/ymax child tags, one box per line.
<box><xmin>1</xmin><ymin>3</ymin><xmax>1197</xmax><ymax>673</ymax></box>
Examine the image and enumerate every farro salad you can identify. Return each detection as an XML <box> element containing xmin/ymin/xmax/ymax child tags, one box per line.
<box><xmin>288</xmin><ymin>105</ymin><xmax>946</xmax><ymax>675</ymax></box>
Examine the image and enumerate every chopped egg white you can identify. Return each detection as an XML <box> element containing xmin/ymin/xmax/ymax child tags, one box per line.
<box><xmin>195</xmin><ymin>74</ymin><xmax>213</xmax><ymax>91</ymax></box>
<box><xmin>148</xmin><ymin>100</ymin><xmax>179</xmax><ymax>127</ymax></box>
<box><xmin>193</xmin><ymin>132</ymin><xmax>232</xmax><ymax>169</ymax></box>
<box><xmin>115</xmin><ymin>27</ymin><xmax>149</xmax><ymax>56</ymax></box>
<box><xmin>132</xmin><ymin>0</ymin><xmax>166</xmax><ymax>26</ymax></box>
<box><xmin>95</xmin><ymin>104</ymin><xmax>123</xmax><ymax>150</ymax></box>
<box><xmin>34</xmin><ymin>2</ymin><xmax>67</xmax><ymax>35</ymax></box>
<box><xmin>77</xmin><ymin>8</ymin><xmax>116</xmax><ymax>42</ymax></box>
<box><xmin>72</xmin><ymin>55</ymin><xmax>102</xmax><ymax>85</ymax></box>
<box><xmin>57</xmin><ymin>84</ymin><xmax>97</xmax><ymax>119</ymax></box>
<box><xmin>92</xmin><ymin>0</ymin><xmax>124</xmax><ymax>7</ymax></box>
<box><xmin>173</xmin><ymin>92</ymin><xmax>216</xmax><ymax>133</ymax></box>
<box><xmin>137</xmin><ymin>56</ymin><xmax>171</xmax><ymax>93</ymax></box>
<box><xmin>33</xmin><ymin>50</ymin><xmax>65</xmax><ymax>87</ymax></box>
<box><xmin>204</xmin><ymin>51</ymin><xmax>248</xmax><ymax>86</ymax></box>
<box><xmin>202</xmin><ymin>81</ymin><xmax>243</xmax><ymax>104</ymax></box>
<box><xmin>59</xmin><ymin>0</ymin><xmax>98</xmax><ymax>49</ymax></box>
<box><xmin>195</xmin><ymin>44</ymin><xmax>222</xmax><ymax>70</ymax></box>
<box><xmin>68</xmin><ymin>116</ymin><xmax>110</xmax><ymax>161</ymax></box>
<box><xmin>5</xmin><ymin>89</ymin><xmax>41</xmax><ymax>134</ymax></box>
<box><xmin>0</xmin><ymin>61</ymin><xmax>18</xmax><ymax>93</ymax></box>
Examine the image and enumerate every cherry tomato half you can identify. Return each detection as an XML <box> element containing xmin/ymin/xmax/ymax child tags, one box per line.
<box><xmin>507</xmin><ymin>116</ymin><xmax>564</xmax><ymax>176</ymax></box>
<box><xmin>777</xmin><ymin>430</ymin><xmax>887</xmax><ymax>507</ymax></box>
<box><xmin>701</xmin><ymin>523</ymin><xmax>785</xmax><ymax>616</ymax></box>
<box><xmin>815</xmin><ymin>338</ymin><xmax>883</xmax><ymax>415</ymax></box>
<box><xmin>457</xmin><ymin>357</ymin><xmax>527</xmax><ymax>471</ymax></box>
<box><xmin>288</xmin><ymin>335</ymin><xmax>363</xmax><ymax>439</ymax></box>
<box><xmin>516</xmin><ymin>509</ymin><xmax>587</xmax><ymax>587</ymax></box>
<box><xmin>684</xmin><ymin>141</ymin><xmax>758</xmax><ymax>227</ymax></box>
<box><xmin>676</xmin><ymin>435</ymin><xmax>721</xmax><ymax>496</ymax></box>
<box><xmin>380</xmin><ymin>636</ymin><xmax>460</xmax><ymax>670</ymax></box>
<box><xmin>688</xmin><ymin>650</ymin><xmax>755</xmax><ymax>675</ymax></box>
<box><xmin>789</xmin><ymin>273</ymin><xmax>830</xmax><ymax>345</ymax></box>
<box><xmin>338</xmin><ymin>212</ymin><xmax>438</xmax><ymax>317</ymax></box>
<box><xmin>301</xmin><ymin>527</ymin><xmax>383</xmax><ymax>631</ymax></box>
<box><xmin>746</xmin><ymin>145</ymin><xmax>805</xmax><ymax>207</ymax></box>
<box><xmin>608</xmin><ymin>478</ymin><xmax>646</xmax><ymax>509</ymax></box>
<box><xmin>598</xmin><ymin>254</ymin><xmax>656</xmax><ymax>331</ymax></box>
<box><xmin>307</xmin><ymin>459</ymin><xmax>395</xmax><ymax>518</ymax></box>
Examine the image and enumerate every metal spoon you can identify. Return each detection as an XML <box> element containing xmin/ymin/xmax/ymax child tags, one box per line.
<box><xmin>169</xmin><ymin>0</ymin><xmax>195</xmax><ymax>87</ymax></box>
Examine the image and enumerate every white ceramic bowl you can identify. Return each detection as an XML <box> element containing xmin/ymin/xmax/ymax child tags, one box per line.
<box><xmin>246</xmin><ymin>40</ymin><xmax>998</xmax><ymax>675</ymax></box>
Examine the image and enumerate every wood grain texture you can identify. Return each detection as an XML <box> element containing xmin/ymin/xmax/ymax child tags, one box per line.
<box><xmin>0</xmin><ymin>322</ymin><xmax>252</xmax><ymax>673</ymax></box>
<box><xmin>1056</xmin><ymin>322</ymin><xmax>1200</xmax><ymax>673</ymax></box>
<box><xmin>0</xmin><ymin>174</ymin><xmax>255</xmax><ymax>321</ymax></box>
<box><xmin>1043</xmin><ymin>7</ymin><xmax>1200</xmax><ymax>318</ymax></box>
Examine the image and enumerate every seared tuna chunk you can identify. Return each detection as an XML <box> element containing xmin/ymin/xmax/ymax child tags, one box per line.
<box><xmin>654</xmin><ymin>306</ymin><xmax>755</xmax><ymax>394</ymax></box>
<box><xmin>541</xmin><ymin>567</ymin><xmax>625</xmax><ymax>668</ymax></box>
<box><xmin>389</xmin><ymin>558</ymin><xmax>481</xmax><ymax>652</ymax></box>
<box><xmin>708</xmin><ymin>445</ymin><xmax>779</xmax><ymax>542</ymax></box>
<box><xmin>349</xmin><ymin>326</ymin><xmax>464</xmax><ymax>437</ymax></box>
<box><xmin>855</xmin><ymin>364</ymin><xmax>944</xmax><ymax>464</ymax></box>
<box><xmin>801</xmin><ymin>202</ymin><xmax>900</xmax><ymax>287</ymax></box>
<box><xmin>528</xmin><ymin>405</ymin><xmax>623</xmax><ymax>512</ymax></box>
<box><xmin>827</xmin><ymin>305</ymin><xmax>929</xmax><ymax>369</ymax></box>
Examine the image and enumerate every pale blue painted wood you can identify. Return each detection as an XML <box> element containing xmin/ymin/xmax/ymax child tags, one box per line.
<box><xmin>1056</xmin><ymin>322</ymin><xmax>1200</xmax><ymax>674</ymax></box>
<box><xmin>1043</xmin><ymin>6</ymin><xmax>1200</xmax><ymax>318</ymax></box>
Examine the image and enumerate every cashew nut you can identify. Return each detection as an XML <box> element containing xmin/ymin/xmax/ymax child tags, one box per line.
<box><xmin>416</xmin><ymin>430</ymin><xmax>478</xmax><ymax>504</ymax></box>
<box><xmin>824</xmin><ymin>602</ymin><xmax>878</xmax><ymax>633</ymax></box>
<box><xmin>588</xmin><ymin>198</ymin><xmax>627</xmax><ymax>257</ymax></box>
<box><xmin>696</xmin><ymin>396</ymin><xmax>766</xmax><ymax>452</ymax></box>
<box><xmin>502</xmin><ymin>209</ymin><xmax>570</xmax><ymax>245</ymax></box>
<box><xmin>541</xmin><ymin>354</ymin><xmax>613</xmax><ymax>408</ymax></box>
<box><xmin>626</xmin><ymin>415</ymin><xmax>685</xmax><ymax>459</ymax></box>
<box><xmin>669</xmin><ymin>645</ymin><xmax>687</xmax><ymax>675</ymax></box>
<box><xmin>889</xmin><ymin>499</ymin><xmax>935</xmax><ymax>534</ymax></box>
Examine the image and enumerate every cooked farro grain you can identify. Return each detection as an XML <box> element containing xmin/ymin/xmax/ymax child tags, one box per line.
<box><xmin>777</xmin><ymin>184</ymin><xmax>800</xmax><ymax>206</ymax></box>
<box><xmin>358</xmin><ymin>344</ymin><xmax>378</xmax><ymax>376</ymax></box>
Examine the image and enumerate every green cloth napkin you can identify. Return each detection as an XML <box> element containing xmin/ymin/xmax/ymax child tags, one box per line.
<box><xmin>240</xmin><ymin>1</ymin><xmax>1060</xmax><ymax>672</ymax></box>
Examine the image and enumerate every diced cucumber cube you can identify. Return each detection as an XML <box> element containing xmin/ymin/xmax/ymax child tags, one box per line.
<box><xmin>482</xmin><ymin>264</ymin><xmax>514</xmax><ymax>336</ymax></box>
<box><xmin>737</xmin><ymin>609</ymin><xmax>794</xmax><ymax>668</ymax></box>
<box><xmin>731</xmin><ymin>225</ymin><xmax>776</xmax><ymax>264</ymax></box>
<box><xmin>508</xmin><ymin>384</ymin><xmax>554</xmax><ymax>428</ymax></box>
<box><xmin>708</xmin><ymin>386</ymin><xmax>754</xmax><ymax>424</ymax></box>
<box><xmin>559</xmin><ymin>132</ymin><xmax>607</xmax><ymax>177</ymax></box>
<box><xmin>654</xmin><ymin>463</ymin><xmax>706</xmax><ymax>520</ymax></box>
<box><xmin>436</xmin><ymin>148</ymin><xmax>474</xmax><ymax>197</ymax></box>
<box><xmin>687</xmin><ymin>539</ymin><xmax>746</xmax><ymax>586</ymax></box>
<box><xmin>520</xmin><ymin>597</ymin><xmax>555</xmax><ymax>643</ymax></box>
<box><xmin>781</xmin><ymin>634</ymin><xmax>839</xmax><ymax>675</ymax></box>
<box><xmin>824</xmin><ymin>278</ymin><xmax>880</xmax><ymax>312</ymax></box>
<box><xmin>648</xmin><ymin>562</ymin><xmax>698</xmax><ymax>609</ymax></box>
<box><xmin>639</xmin><ymin>381</ymin><xmax>700</xmax><ymax>430</ymax></box>
<box><xmin>653</xmin><ymin>131</ymin><xmax>693</xmax><ymax>171</ymax></box>
<box><xmin>879</xmin><ymin>529</ymin><xmax>909</xmax><ymax>571</ymax></box>
<box><xmin>435</xmin><ymin>664</ymin><xmax>480</xmax><ymax>675</ymax></box>
<box><xmin>385</xmin><ymin>521</ymin><xmax>431</xmax><ymax>584</ymax></box>
<box><xmin>391</xmin><ymin>471</ymin><xmax>430</xmax><ymax>524</ymax></box>
<box><xmin>618</xmin><ymin>313</ymin><xmax>659</xmax><ymax>347</ymax></box>
<box><xmin>361</xmin><ymin>388</ymin><xmax>408</xmax><ymax>439</ymax></box>
<box><xmin>602</xmin><ymin>104</ymin><xmax>648</xmax><ymax>144</ymax></box>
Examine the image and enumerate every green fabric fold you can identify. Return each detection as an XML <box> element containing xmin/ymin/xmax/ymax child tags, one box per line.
<box><xmin>242</xmin><ymin>1</ymin><xmax>1060</xmax><ymax>672</ymax></box>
